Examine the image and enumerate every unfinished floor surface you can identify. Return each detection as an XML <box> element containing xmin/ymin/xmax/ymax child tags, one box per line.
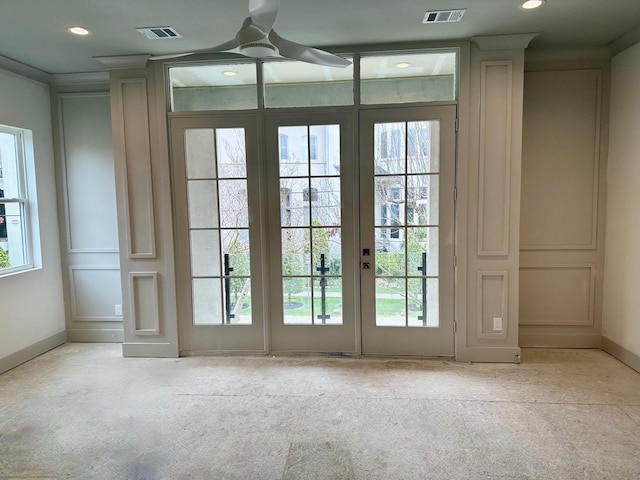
<box><xmin>1</xmin><ymin>345</ymin><xmax>640</xmax><ymax>479</ymax></box>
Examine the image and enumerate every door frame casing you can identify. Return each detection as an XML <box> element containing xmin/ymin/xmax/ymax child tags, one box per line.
<box><xmin>168</xmin><ymin>102</ymin><xmax>461</xmax><ymax>357</ymax></box>
<box><xmin>359</xmin><ymin>105</ymin><xmax>458</xmax><ymax>357</ymax></box>
<box><xmin>264</xmin><ymin>110</ymin><xmax>360</xmax><ymax>354</ymax></box>
<box><xmin>169</xmin><ymin>113</ymin><xmax>270</xmax><ymax>354</ymax></box>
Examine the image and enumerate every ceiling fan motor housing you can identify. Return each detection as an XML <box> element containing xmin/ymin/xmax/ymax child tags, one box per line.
<box><xmin>240</xmin><ymin>42</ymin><xmax>277</xmax><ymax>57</ymax></box>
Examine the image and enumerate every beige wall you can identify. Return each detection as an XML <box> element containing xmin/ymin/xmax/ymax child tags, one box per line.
<box><xmin>0</xmin><ymin>68</ymin><xmax>66</xmax><ymax>372</ymax></box>
<box><xmin>603</xmin><ymin>41</ymin><xmax>640</xmax><ymax>362</ymax></box>
<box><xmin>519</xmin><ymin>51</ymin><xmax>610</xmax><ymax>348</ymax></box>
<box><xmin>51</xmin><ymin>89</ymin><xmax>123</xmax><ymax>342</ymax></box>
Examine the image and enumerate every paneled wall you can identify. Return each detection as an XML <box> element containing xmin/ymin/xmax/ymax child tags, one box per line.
<box><xmin>55</xmin><ymin>92</ymin><xmax>123</xmax><ymax>342</ymax></box>
<box><xmin>458</xmin><ymin>35</ymin><xmax>535</xmax><ymax>363</ymax></box>
<box><xmin>519</xmin><ymin>64</ymin><xmax>608</xmax><ymax>347</ymax></box>
<box><xmin>110</xmin><ymin>65</ymin><xmax>179</xmax><ymax>357</ymax></box>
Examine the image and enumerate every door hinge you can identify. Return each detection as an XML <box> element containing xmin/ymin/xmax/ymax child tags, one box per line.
<box><xmin>454</xmin><ymin>188</ymin><xmax>458</xmax><ymax>202</ymax></box>
<box><xmin>454</xmin><ymin>320</ymin><xmax>457</xmax><ymax>333</ymax></box>
<box><xmin>453</xmin><ymin>255</ymin><xmax>457</xmax><ymax>268</ymax></box>
<box><xmin>455</xmin><ymin>118</ymin><xmax>459</xmax><ymax>132</ymax></box>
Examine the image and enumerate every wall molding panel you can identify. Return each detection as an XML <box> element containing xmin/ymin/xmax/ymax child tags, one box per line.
<box><xmin>477</xmin><ymin>60</ymin><xmax>513</xmax><ymax>257</ymax></box>
<box><xmin>69</xmin><ymin>266</ymin><xmax>123</xmax><ymax>323</ymax></box>
<box><xmin>520</xmin><ymin>69</ymin><xmax>602</xmax><ymax>251</ymax></box>
<box><xmin>461</xmin><ymin>35</ymin><xmax>532</xmax><ymax>363</ymax></box>
<box><xmin>520</xmin><ymin>263</ymin><xmax>595</xmax><ymax>327</ymax></box>
<box><xmin>129</xmin><ymin>272</ymin><xmax>160</xmax><ymax>336</ymax></box>
<box><xmin>519</xmin><ymin>62</ymin><xmax>608</xmax><ymax>349</ymax></box>
<box><xmin>52</xmin><ymin>88</ymin><xmax>123</xmax><ymax>343</ymax></box>
<box><xmin>476</xmin><ymin>271</ymin><xmax>509</xmax><ymax>340</ymax></box>
<box><xmin>58</xmin><ymin>92</ymin><xmax>120</xmax><ymax>254</ymax></box>
<box><xmin>110</xmin><ymin>65</ymin><xmax>179</xmax><ymax>357</ymax></box>
<box><xmin>116</xmin><ymin>78</ymin><xmax>157</xmax><ymax>259</ymax></box>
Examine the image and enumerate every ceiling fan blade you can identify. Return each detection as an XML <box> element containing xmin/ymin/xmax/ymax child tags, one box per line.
<box><xmin>149</xmin><ymin>38</ymin><xmax>241</xmax><ymax>61</ymax></box>
<box><xmin>204</xmin><ymin>37</ymin><xmax>243</xmax><ymax>53</ymax></box>
<box><xmin>249</xmin><ymin>0</ymin><xmax>280</xmax><ymax>32</ymax></box>
<box><xmin>269</xmin><ymin>31</ymin><xmax>352</xmax><ymax>68</ymax></box>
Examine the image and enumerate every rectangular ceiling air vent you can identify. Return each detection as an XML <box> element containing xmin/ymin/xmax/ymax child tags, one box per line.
<box><xmin>136</xmin><ymin>27</ymin><xmax>182</xmax><ymax>40</ymax></box>
<box><xmin>422</xmin><ymin>9</ymin><xmax>466</xmax><ymax>24</ymax></box>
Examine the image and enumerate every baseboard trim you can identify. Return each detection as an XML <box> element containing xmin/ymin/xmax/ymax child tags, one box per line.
<box><xmin>602</xmin><ymin>336</ymin><xmax>640</xmax><ymax>374</ymax></box>
<box><xmin>519</xmin><ymin>333</ymin><xmax>602</xmax><ymax>348</ymax></box>
<box><xmin>67</xmin><ymin>329</ymin><xmax>124</xmax><ymax>343</ymax></box>
<box><xmin>0</xmin><ymin>330</ymin><xmax>67</xmax><ymax>375</ymax></box>
<box><xmin>456</xmin><ymin>346</ymin><xmax>522</xmax><ymax>363</ymax></box>
<box><xmin>122</xmin><ymin>342</ymin><xmax>179</xmax><ymax>358</ymax></box>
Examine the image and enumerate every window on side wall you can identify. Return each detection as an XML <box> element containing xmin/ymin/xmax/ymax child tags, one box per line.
<box><xmin>0</xmin><ymin>125</ymin><xmax>36</xmax><ymax>276</ymax></box>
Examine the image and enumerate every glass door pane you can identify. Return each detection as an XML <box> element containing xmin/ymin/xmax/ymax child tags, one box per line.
<box><xmin>373</xmin><ymin>121</ymin><xmax>439</xmax><ymax>328</ymax></box>
<box><xmin>187</xmin><ymin>128</ymin><xmax>252</xmax><ymax>325</ymax></box>
<box><xmin>279</xmin><ymin>125</ymin><xmax>342</xmax><ymax>325</ymax></box>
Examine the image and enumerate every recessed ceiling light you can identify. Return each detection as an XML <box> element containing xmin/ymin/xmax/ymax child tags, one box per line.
<box><xmin>521</xmin><ymin>0</ymin><xmax>545</xmax><ymax>9</ymax></box>
<box><xmin>67</xmin><ymin>26</ymin><xmax>91</xmax><ymax>36</ymax></box>
<box><xmin>222</xmin><ymin>71</ymin><xmax>237</xmax><ymax>77</ymax></box>
<box><xmin>395</xmin><ymin>62</ymin><xmax>411</xmax><ymax>69</ymax></box>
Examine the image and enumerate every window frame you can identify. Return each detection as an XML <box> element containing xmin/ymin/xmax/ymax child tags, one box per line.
<box><xmin>0</xmin><ymin>125</ymin><xmax>35</xmax><ymax>277</ymax></box>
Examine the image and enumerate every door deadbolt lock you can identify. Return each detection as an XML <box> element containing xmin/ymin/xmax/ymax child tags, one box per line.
<box><xmin>362</xmin><ymin>262</ymin><xmax>371</xmax><ymax>270</ymax></box>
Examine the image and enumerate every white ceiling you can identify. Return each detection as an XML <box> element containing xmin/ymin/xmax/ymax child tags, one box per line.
<box><xmin>1</xmin><ymin>0</ymin><xmax>640</xmax><ymax>75</ymax></box>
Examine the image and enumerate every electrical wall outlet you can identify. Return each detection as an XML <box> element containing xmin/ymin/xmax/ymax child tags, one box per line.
<box><xmin>115</xmin><ymin>304</ymin><xmax>123</xmax><ymax>316</ymax></box>
<box><xmin>493</xmin><ymin>317</ymin><xmax>503</xmax><ymax>331</ymax></box>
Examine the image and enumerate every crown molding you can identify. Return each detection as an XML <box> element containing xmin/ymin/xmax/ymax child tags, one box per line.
<box><xmin>49</xmin><ymin>72</ymin><xmax>110</xmax><ymax>86</ymax></box>
<box><xmin>472</xmin><ymin>33</ymin><xmax>539</xmax><ymax>51</ymax></box>
<box><xmin>609</xmin><ymin>24</ymin><xmax>640</xmax><ymax>57</ymax></box>
<box><xmin>93</xmin><ymin>54</ymin><xmax>151</xmax><ymax>70</ymax></box>
<box><xmin>0</xmin><ymin>54</ymin><xmax>50</xmax><ymax>85</ymax></box>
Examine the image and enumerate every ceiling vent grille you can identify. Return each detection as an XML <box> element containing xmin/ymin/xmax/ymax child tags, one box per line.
<box><xmin>422</xmin><ymin>9</ymin><xmax>466</xmax><ymax>24</ymax></box>
<box><xmin>136</xmin><ymin>27</ymin><xmax>182</xmax><ymax>39</ymax></box>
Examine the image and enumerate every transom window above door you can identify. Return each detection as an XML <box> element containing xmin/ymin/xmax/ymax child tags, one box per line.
<box><xmin>168</xmin><ymin>50</ymin><xmax>458</xmax><ymax>112</ymax></box>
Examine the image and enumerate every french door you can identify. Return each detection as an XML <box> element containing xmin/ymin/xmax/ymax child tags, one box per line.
<box><xmin>359</xmin><ymin>106</ymin><xmax>456</xmax><ymax>356</ymax></box>
<box><xmin>170</xmin><ymin>106</ymin><xmax>455</xmax><ymax>356</ymax></box>
<box><xmin>265</xmin><ymin>112</ymin><xmax>357</xmax><ymax>353</ymax></box>
<box><xmin>171</xmin><ymin>115</ymin><xmax>267</xmax><ymax>353</ymax></box>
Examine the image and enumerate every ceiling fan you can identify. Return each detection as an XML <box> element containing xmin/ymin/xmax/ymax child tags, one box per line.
<box><xmin>150</xmin><ymin>0</ymin><xmax>351</xmax><ymax>68</ymax></box>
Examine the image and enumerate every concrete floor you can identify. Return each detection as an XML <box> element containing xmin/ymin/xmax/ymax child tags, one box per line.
<box><xmin>1</xmin><ymin>345</ymin><xmax>640</xmax><ymax>479</ymax></box>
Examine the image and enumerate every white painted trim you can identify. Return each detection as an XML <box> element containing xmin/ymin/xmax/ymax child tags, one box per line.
<box><xmin>122</xmin><ymin>342</ymin><xmax>178</xmax><ymax>358</ymax></box>
<box><xmin>520</xmin><ymin>333</ymin><xmax>601</xmax><ymax>348</ymax></box>
<box><xmin>520</xmin><ymin>70</ymin><xmax>602</xmax><ymax>251</ymax></box>
<box><xmin>57</xmin><ymin>92</ymin><xmax>120</xmax><ymax>254</ymax></box>
<box><xmin>519</xmin><ymin>263</ymin><xmax>596</xmax><ymax>327</ymax></box>
<box><xmin>115</xmin><ymin>78</ymin><xmax>157</xmax><ymax>259</ymax></box>
<box><xmin>69</xmin><ymin>265</ymin><xmax>123</xmax><ymax>322</ymax></box>
<box><xmin>0</xmin><ymin>54</ymin><xmax>49</xmax><ymax>85</ymax></box>
<box><xmin>0</xmin><ymin>331</ymin><xmax>67</xmax><ymax>375</ymax></box>
<box><xmin>472</xmin><ymin>34</ymin><xmax>539</xmax><ymax>51</ymax></box>
<box><xmin>50</xmin><ymin>72</ymin><xmax>110</xmax><ymax>86</ymax></box>
<box><xmin>602</xmin><ymin>336</ymin><xmax>640</xmax><ymax>374</ymax></box>
<box><xmin>67</xmin><ymin>329</ymin><xmax>124</xmax><ymax>343</ymax></box>
<box><xmin>456</xmin><ymin>346</ymin><xmax>521</xmax><ymax>363</ymax></box>
<box><xmin>94</xmin><ymin>55</ymin><xmax>151</xmax><ymax>70</ymax></box>
<box><xmin>477</xmin><ymin>60</ymin><xmax>512</xmax><ymax>256</ymax></box>
<box><xmin>476</xmin><ymin>270</ymin><xmax>509</xmax><ymax>340</ymax></box>
<box><xmin>129</xmin><ymin>271</ymin><xmax>161</xmax><ymax>335</ymax></box>
<box><xmin>609</xmin><ymin>25</ymin><xmax>640</xmax><ymax>57</ymax></box>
